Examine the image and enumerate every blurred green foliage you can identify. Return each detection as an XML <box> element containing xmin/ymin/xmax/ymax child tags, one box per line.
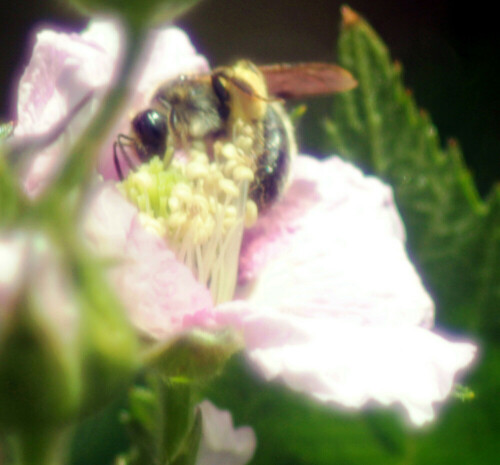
<box><xmin>66</xmin><ymin>0</ymin><xmax>204</xmax><ymax>29</ymax></box>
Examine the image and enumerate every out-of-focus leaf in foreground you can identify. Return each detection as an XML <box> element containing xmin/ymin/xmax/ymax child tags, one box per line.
<box><xmin>66</xmin><ymin>0</ymin><xmax>205</xmax><ymax>29</ymax></box>
<box><xmin>325</xmin><ymin>6</ymin><xmax>499</xmax><ymax>338</ymax></box>
<box><xmin>0</xmin><ymin>122</ymin><xmax>23</xmax><ymax>226</ymax></box>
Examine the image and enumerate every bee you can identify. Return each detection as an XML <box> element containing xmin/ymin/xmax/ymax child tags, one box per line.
<box><xmin>113</xmin><ymin>60</ymin><xmax>356</xmax><ymax>210</ymax></box>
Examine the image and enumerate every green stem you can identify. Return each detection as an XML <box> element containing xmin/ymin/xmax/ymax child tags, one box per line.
<box><xmin>11</xmin><ymin>428</ymin><xmax>70</xmax><ymax>465</ymax></box>
<box><xmin>153</xmin><ymin>375</ymin><xmax>196</xmax><ymax>464</ymax></box>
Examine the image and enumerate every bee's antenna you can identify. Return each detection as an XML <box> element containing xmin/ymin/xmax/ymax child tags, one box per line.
<box><xmin>113</xmin><ymin>140</ymin><xmax>124</xmax><ymax>180</ymax></box>
<box><xmin>114</xmin><ymin>133</ymin><xmax>138</xmax><ymax>180</ymax></box>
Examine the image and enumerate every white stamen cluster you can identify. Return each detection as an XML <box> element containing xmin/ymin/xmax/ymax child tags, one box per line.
<box><xmin>120</xmin><ymin>120</ymin><xmax>259</xmax><ymax>304</ymax></box>
<box><xmin>168</xmin><ymin>122</ymin><xmax>258</xmax><ymax>304</ymax></box>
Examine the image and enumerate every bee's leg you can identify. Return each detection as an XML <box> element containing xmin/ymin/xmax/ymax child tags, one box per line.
<box><xmin>114</xmin><ymin>134</ymin><xmax>138</xmax><ymax>180</ymax></box>
<box><xmin>113</xmin><ymin>140</ymin><xmax>124</xmax><ymax>180</ymax></box>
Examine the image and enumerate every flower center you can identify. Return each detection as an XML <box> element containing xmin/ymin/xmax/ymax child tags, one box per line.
<box><xmin>119</xmin><ymin>120</ymin><xmax>258</xmax><ymax>304</ymax></box>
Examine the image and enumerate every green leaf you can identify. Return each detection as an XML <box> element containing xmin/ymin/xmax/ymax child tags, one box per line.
<box><xmin>170</xmin><ymin>407</ymin><xmax>202</xmax><ymax>465</ymax></box>
<box><xmin>69</xmin><ymin>396</ymin><xmax>129</xmax><ymax>465</ymax></box>
<box><xmin>127</xmin><ymin>387</ymin><xmax>157</xmax><ymax>434</ymax></box>
<box><xmin>325</xmin><ymin>6</ymin><xmax>499</xmax><ymax>336</ymax></box>
<box><xmin>158</xmin><ymin>379</ymin><xmax>196</xmax><ymax>463</ymax></box>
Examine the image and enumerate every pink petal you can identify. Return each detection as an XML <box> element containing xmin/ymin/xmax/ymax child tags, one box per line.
<box><xmin>239</xmin><ymin>155</ymin><xmax>433</xmax><ymax>327</ymax></box>
<box><xmin>83</xmin><ymin>184</ymin><xmax>213</xmax><ymax>339</ymax></box>
<box><xmin>13</xmin><ymin>20</ymin><xmax>122</xmax><ymax>197</ymax></box>
<box><xmin>197</xmin><ymin>400</ymin><xmax>256</xmax><ymax>465</ymax></box>
<box><xmin>212</xmin><ymin>155</ymin><xmax>478</xmax><ymax>425</ymax></box>
<box><xmin>14</xmin><ymin>19</ymin><xmax>121</xmax><ymax>137</ymax></box>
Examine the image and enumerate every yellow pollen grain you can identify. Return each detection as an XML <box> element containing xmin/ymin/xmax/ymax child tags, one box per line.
<box><xmin>139</xmin><ymin>213</ymin><xmax>166</xmax><ymax>237</ymax></box>
<box><xmin>225</xmin><ymin>205</ymin><xmax>237</xmax><ymax>219</ymax></box>
<box><xmin>168</xmin><ymin>196</ymin><xmax>181</xmax><ymax>211</ymax></box>
<box><xmin>168</xmin><ymin>211</ymin><xmax>188</xmax><ymax>229</ymax></box>
<box><xmin>186</xmin><ymin>161</ymin><xmax>209</xmax><ymax>180</ymax></box>
<box><xmin>134</xmin><ymin>171</ymin><xmax>155</xmax><ymax>189</ymax></box>
<box><xmin>236</xmin><ymin>135</ymin><xmax>253</xmax><ymax>153</ymax></box>
<box><xmin>172</xmin><ymin>183</ymin><xmax>193</xmax><ymax>202</ymax></box>
<box><xmin>218</xmin><ymin>178</ymin><xmax>240</xmax><ymax>198</ymax></box>
<box><xmin>189</xmin><ymin>149</ymin><xmax>209</xmax><ymax>161</ymax></box>
<box><xmin>245</xmin><ymin>200</ymin><xmax>258</xmax><ymax>228</ymax></box>
<box><xmin>221</xmin><ymin>143</ymin><xmax>238</xmax><ymax>160</ymax></box>
<box><xmin>223</xmin><ymin>159</ymin><xmax>240</xmax><ymax>178</ymax></box>
<box><xmin>233</xmin><ymin>166</ymin><xmax>254</xmax><ymax>182</ymax></box>
<box><xmin>191</xmin><ymin>194</ymin><xmax>210</xmax><ymax>215</ymax></box>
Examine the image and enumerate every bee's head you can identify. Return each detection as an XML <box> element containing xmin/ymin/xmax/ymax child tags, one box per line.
<box><xmin>153</xmin><ymin>77</ymin><xmax>223</xmax><ymax>141</ymax></box>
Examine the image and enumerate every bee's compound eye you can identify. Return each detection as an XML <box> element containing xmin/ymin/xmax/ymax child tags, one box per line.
<box><xmin>132</xmin><ymin>110</ymin><xmax>168</xmax><ymax>159</ymax></box>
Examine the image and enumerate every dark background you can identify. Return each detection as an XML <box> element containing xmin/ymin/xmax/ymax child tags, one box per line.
<box><xmin>1</xmin><ymin>0</ymin><xmax>498</xmax><ymax>194</ymax></box>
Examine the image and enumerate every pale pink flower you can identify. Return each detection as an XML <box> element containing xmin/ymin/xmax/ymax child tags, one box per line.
<box><xmin>13</xmin><ymin>19</ymin><xmax>476</xmax><ymax>427</ymax></box>
<box><xmin>197</xmin><ymin>400</ymin><xmax>256</xmax><ymax>465</ymax></box>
